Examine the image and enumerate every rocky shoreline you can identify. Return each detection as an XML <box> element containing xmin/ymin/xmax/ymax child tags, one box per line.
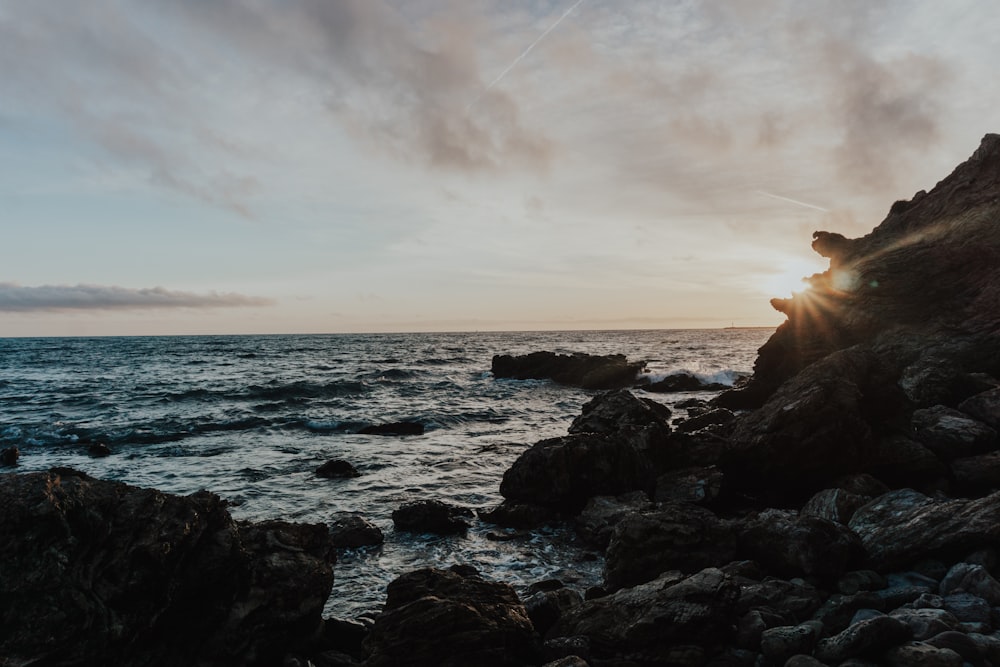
<box><xmin>4</xmin><ymin>135</ymin><xmax>1000</xmax><ymax>666</ymax></box>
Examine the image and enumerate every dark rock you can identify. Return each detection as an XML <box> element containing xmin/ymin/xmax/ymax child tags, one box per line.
<box><xmin>540</xmin><ymin>657</ymin><xmax>589</xmax><ymax>667</ymax></box>
<box><xmin>800</xmin><ymin>488</ymin><xmax>870</xmax><ymax>524</ymax></box>
<box><xmin>392</xmin><ymin>500</ymin><xmax>472</xmax><ymax>535</ymax></box>
<box><xmin>737</xmin><ymin>509</ymin><xmax>864</xmax><ymax>581</ymax></box>
<box><xmin>0</xmin><ymin>446</ymin><xmax>18</xmax><ymax>466</ymax></box>
<box><xmin>811</xmin><ymin>591</ymin><xmax>886</xmax><ymax>636</ymax></box>
<box><xmin>784</xmin><ymin>656</ymin><xmax>828</xmax><ymax>667</ymax></box>
<box><xmin>864</xmin><ymin>435</ymin><xmax>947</xmax><ymax>488</ymax></box>
<box><xmin>939</xmin><ymin>562</ymin><xmax>1000</xmax><ymax>604</ymax></box>
<box><xmin>574</xmin><ymin>491</ymin><xmax>653</xmax><ymax>549</ymax></box>
<box><xmin>320</xmin><ymin>617</ymin><xmax>369</xmax><ymax>659</ymax></box>
<box><xmin>499</xmin><ymin>432</ymin><xmax>656</xmax><ymax>513</ymax></box>
<box><xmin>833</xmin><ymin>473</ymin><xmax>890</xmax><ymax>498</ymax></box>
<box><xmin>735</xmin><ymin>577</ymin><xmax>824</xmax><ymax>626</ymax></box>
<box><xmin>548</xmin><ymin>568</ymin><xmax>740</xmax><ymax>664</ymax></box>
<box><xmin>541</xmin><ymin>635</ymin><xmax>592</xmax><ymax>664</ymax></box>
<box><xmin>673</xmin><ymin>408</ymin><xmax>736</xmax><ymax>433</ymax></box>
<box><xmin>813</xmin><ymin>615</ymin><xmax>912</xmax><ymax>663</ymax></box>
<box><xmin>654</xmin><ymin>465</ymin><xmax>724</xmax><ymax>505</ymax></box>
<box><xmin>912</xmin><ymin>405</ymin><xmax>997</xmax><ymax>460</ymax></box>
<box><xmin>923</xmin><ymin>630</ymin><xmax>982</xmax><ymax>663</ymax></box>
<box><xmin>883</xmin><ymin>642</ymin><xmax>963</xmax><ymax>667</ymax></box>
<box><xmin>603</xmin><ymin>504</ymin><xmax>737</xmax><ymax>591</ymax></box>
<box><xmin>642</xmin><ymin>372</ymin><xmax>728</xmax><ymax>393</ymax></box>
<box><xmin>0</xmin><ymin>468</ymin><xmax>334</xmax><ymax>666</ymax></box>
<box><xmin>329</xmin><ymin>515</ymin><xmax>384</xmax><ymax>548</ymax></box>
<box><xmin>524</xmin><ymin>587</ymin><xmax>583</xmax><ymax>637</ymax></box>
<box><xmin>759</xmin><ymin>623</ymin><xmax>821</xmax><ymax>664</ymax></box>
<box><xmin>491</xmin><ymin>351</ymin><xmax>645</xmax><ymax>390</ymax></box>
<box><xmin>87</xmin><ymin>442</ymin><xmax>111</xmax><ymax>457</ymax></box>
<box><xmin>968</xmin><ymin>632</ymin><xmax>1000</xmax><ymax>665</ymax></box>
<box><xmin>838</xmin><ymin>570</ymin><xmax>888</xmax><ymax>595</ymax></box>
<box><xmin>951</xmin><ymin>451</ymin><xmax>1000</xmax><ymax>496</ymax></box>
<box><xmin>478</xmin><ymin>501</ymin><xmax>557</xmax><ymax>528</ymax></box>
<box><xmin>941</xmin><ymin>592</ymin><xmax>991</xmax><ymax>626</ymax></box>
<box><xmin>363</xmin><ymin>567</ymin><xmax>541</xmax><ymax>667</ymax></box>
<box><xmin>888</xmin><ymin>608</ymin><xmax>961</xmax><ymax>641</ymax></box>
<box><xmin>736</xmin><ymin>610</ymin><xmax>767</xmax><ymax>650</ymax></box>
<box><xmin>357</xmin><ymin>421</ymin><xmax>424</xmax><ymax>436</ymax></box>
<box><xmin>316</xmin><ymin>459</ymin><xmax>362</xmax><ymax>478</ymax></box>
<box><xmin>848</xmin><ymin>489</ymin><xmax>1000</xmax><ymax>570</ymax></box>
<box><xmin>958</xmin><ymin>387</ymin><xmax>1000</xmax><ymax>430</ymax></box>
<box><xmin>527</xmin><ymin>579</ymin><xmax>566</xmax><ymax>594</ymax></box>
<box><xmin>568</xmin><ymin>388</ymin><xmax>671</xmax><ymax>435</ymax></box>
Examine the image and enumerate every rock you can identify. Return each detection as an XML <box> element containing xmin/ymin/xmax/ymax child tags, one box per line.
<box><xmin>889</xmin><ymin>608</ymin><xmax>961</xmax><ymax>641</ymax></box>
<box><xmin>939</xmin><ymin>562</ymin><xmax>1000</xmax><ymax>604</ymax></box>
<box><xmin>392</xmin><ymin>500</ymin><xmax>472</xmax><ymax>535</ymax></box>
<box><xmin>951</xmin><ymin>451</ymin><xmax>1000</xmax><ymax>496</ymax></box>
<box><xmin>833</xmin><ymin>473</ymin><xmax>890</xmax><ymax>498</ymax></box>
<box><xmin>735</xmin><ymin>577</ymin><xmax>824</xmax><ymax>626</ymax></box>
<box><xmin>541</xmin><ymin>657</ymin><xmax>589</xmax><ymax>667</ymax></box>
<box><xmin>87</xmin><ymin>442</ymin><xmax>111</xmax><ymax>457</ymax></box>
<box><xmin>912</xmin><ymin>405</ymin><xmax>997</xmax><ymax>460</ymax></box>
<box><xmin>968</xmin><ymin>632</ymin><xmax>1000</xmax><ymax>665</ymax></box>
<box><xmin>883</xmin><ymin>642</ymin><xmax>963</xmax><ymax>667</ymax></box>
<box><xmin>574</xmin><ymin>491</ymin><xmax>653</xmax><ymax>549</ymax></box>
<box><xmin>568</xmin><ymin>388</ymin><xmax>671</xmax><ymax>435</ymax></box>
<box><xmin>541</xmin><ymin>635</ymin><xmax>592</xmax><ymax>664</ymax></box>
<box><xmin>864</xmin><ymin>435</ymin><xmax>947</xmax><ymax>488</ymax></box>
<box><xmin>603</xmin><ymin>504</ymin><xmax>737</xmax><ymax>591</ymax></box>
<box><xmin>800</xmin><ymin>488</ymin><xmax>870</xmax><ymax>524</ymax></box>
<box><xmin>837</xmin><ymin>570</ymin><xmax>887</xmax><ymax>595</ymax></box>
<box><xmin>641</xmin><ymin>372</ymin><xmax>728</xmax><ymax>393</ymax></box>
<box><xmin>736</xmin><ymin>610</ymin><xmax>767</xmax><ymax>650</ymax></box>
<box><xmin>848</xmin><ymin>489</ymin><xmax>1000</xmax><ymax>570</ymax></box>
<box><xmin>499</xmin><ymin>432</ymin><xmax>657</xmax><ymax>513</ymax></box>
<box><xmin>478</xmin><ymin>501</ymin><xmax>557</xmax><ymax>528</ymax></box>
<box><xmin>320</xmin><ymin>617</ymin><xmax>369</xmax><ymax>659</ymax></box>
<box><xmin>811</xmin><ymin>592</ymin><xmax>886</xmax><ymax>636</ymax></box>
<box><xmin>548</xmin><ymin>568</ymin><xmax>740</xmax><ymax>664</ymax></box>
<box><xmin>364</xmin><ymin>567</ymin><xmax>541</xmax><ymax>667</ymax></box>
<box><xmin>923</xmin><ymin>630</ymin><xmax>982</xmax><ymax>663</ymax></box>
<box><xmin>316</xmin><ymin>459</ymin><xmax>362</xmax><ymax>478</ymax></box>
<box><xmin>737</xmin><ymin>510</ymin><xmax>864</xmax><ymax>581</ymax></box>
<box><xmin>958</xmin><ymin>387</ymin><xmax>1000</xmax><ymax>430</ymax></box>
<box><xmin>358</xmin><ymin>421</ymin><xmax>424</xmax><ymax>436</ymax></box>
<box><xmin>524</xmin><ymin>587</ymin><xmax>584</xmax><ymax>637</ymax></box>
<box><xmin>0</xmin><ymin>446</ymin><xmax>18</xmax><ymax>466</ymax></box>
<box><xmin>0</xmin><ymin>468</ymin><xmax>334</xmax><ymax>665</ymax></box>
<box><xmin>784</xmin><ymin>656</ymin><xmax>828</xmax><ymax>667</ymax></box>
<box><xmin>654</xmin><ymin>465</ymin><xmax>724</xmax><ymax>505</ymax></box>
<box><xmin>941</xmin><ymin>592</ymin><xmax>992</xmax><ymax>626</ymax></box>
<box><xmin>491</xmin><ymin>351</ymin><xmax>645</xmax><ymax>390</ymax></box>
<box><xmin>813</xmin><ymin>615</ymin><xmax>912</xmax><ymax>663</ymax></box>
<box><xmin>759</xmin><ymin>623</ymin><xmax>820</xmax><ymax>664</ymax></box>
<box><xmin>673</xmin><ymin>408</ymin><xmax>736</xmax><ymax>433</ymax></box>
<box><xmin>329</xmin><ymin>515</ymin><xmax>384</xmax><ymax>548</ymax></box>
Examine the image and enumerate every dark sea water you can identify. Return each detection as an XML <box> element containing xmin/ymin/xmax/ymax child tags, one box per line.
<box><xmin>0</xmin><ymin>328</ymin><xmax>771</xmax><ymax>617</ymax></box>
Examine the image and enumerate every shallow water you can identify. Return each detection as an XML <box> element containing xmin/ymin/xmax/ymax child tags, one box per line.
<box><xmin>0</xmin><ymin>328</ymin><xmax>771</xmax><ymax>616</ymax></box>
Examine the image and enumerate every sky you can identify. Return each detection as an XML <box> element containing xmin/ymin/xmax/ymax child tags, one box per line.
<box><xmin>1</xmin><ymin>0</ymin><xmax>998</xmax><ymax>336</ymax></box>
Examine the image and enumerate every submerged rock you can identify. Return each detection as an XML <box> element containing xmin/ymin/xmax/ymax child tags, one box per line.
<box><xmin>316</xmin><ymin>459</ymin><xmax>362</xmax><ymax>478</ymax></box>
<box><xmin>358</xmin><ymin>421</ymin><xmax>424</xmax><ymax>436</ymax></box>
<box><xmin>0</xmin><ymin>446</ymin><xmax>19</xmax><ymax>466</ymax></box>
<box><xmin>392</xmin><ymin>499</ymin><xmax>473</xmax><ymax>535</ymax></box>
<box><xmin>491</xmin><ymin>351</ymin><xmax>645</xmax><ymax>390</ymax></box>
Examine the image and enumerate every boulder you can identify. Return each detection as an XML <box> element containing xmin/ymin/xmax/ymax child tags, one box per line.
<box><xmin>491</xmin><ymin>352</ymin><xmax>645</xmax><ymax>390</ymax></box>
<box><xmin>958</xmin><ymin>387</ymin><xmax>1000</xmax><ymax>430</ymax></box>
<box><xmin>477</xmin><ymin>501</ymin><xmax>557</xmax><ymax>528</ymax></box>
<box><xmin>950</xmin><ymin>451</ymin><xmax>1000</xmax><ymax>496</ymax></box>
<box><xmin>848</xmin><ymin>489</ymin><xmax>1000</xmax><ymax>570</ymax></box>
<box><xmin>363</xmin><ymin>567</ymin><xmax>541</xmax><ymax>667</ymax></box>
<box><xmin>759</xmin><ymin>623</ymin><xmax>821</xmax><ymax>664</ymax></box>
<box><xmin>603</xmin><ymin>504</ymin><xmax>736</xmax><ymax>591</ymax></box>
<box><xmin>737</xmin><ymin>510</ymin><xmax>864</xmax><ymax>581</ymax></box>
<box><xmin>800</xmin><ymin>488</ymin><xmax>871</xmax><ymax>524</ymax></box>
<box><xmin>734</xmin><ymin>578</ymin><xmax>825</xmax><ymax>626</ymax></box>
<box><xmin>888</xmin><ymin>608</ymin><xmax>962</xmax><ymax>641</ymax></box>
<box><xmin>939</xmin><ymin>562</ymin><xmax>1000</xmax><ymax>604</ymax></box>
<box><xmin>673</xmin><ymin>407</ymin><xmax>736</xmax><ymax>433</ymax></box>
<box><xmin>813</xmin><ymin>615</ymin><xmax>912</xmax><ymax>663</ymax></box>
<box><xmin>654</xmin><ymin>465</ymin><xmax>724</xmax><ymax>505</ymax></box>
<box><xmin>316</xmin><ymin>459</ymin><xmax>362</xmax><ymax>478</ymax></box>
<box><xmin>524</xmin><ymin>587</ymin><xmax>584</xmax><ymax>637</ymax></box>
<box><xmin>863</xmin><ymin>435</ymin><xmax>947</xmax><ymax>488</ymax></box>
<box><xmin>911</xmin><ymin>405</ymin><xmax>997</xmax><ymax>460</ymax></box>
<box><xmin>0</xmin><ymin>468</ymin><xmax>334</xmax><ymax>666</ymax></box>
<box><xmin>883</xmin><ymin>642</ymin><xmax>963</xmax><ymax>667</ymax></box>
<box><xmin>573</xmin><ymin>491</ymin><xmax>653</xmax><ymax>549</ymax></box>
<box><xmin>358</xmin><ymin>421</ymin><xmax>424</xmax><ymax>436</ymax></box>
<box><xmin>391</xmin><ymin>500</ymin><xmax>472</xmax><ymax>535</ymax></box>
<box><xmin>329</xmin><ymin>515</ymin><xmax>384</xmax><ymax>549</ymax></box>
<box><xmin>548</xmin><ymin>568</ymin><xmax>740</xmax><ymax>664</ymax></box>
<box><xmin>567</xmin><ymin>389</ymin><xmax>671</xmax><ymax>435</ymax></box>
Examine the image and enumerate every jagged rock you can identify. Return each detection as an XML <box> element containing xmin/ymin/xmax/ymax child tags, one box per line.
<box><xmin>814</xmin><ymin>615</ymin><xmax>912</xmax><ymax>663</ymax></box>
<box><xmin>912</xmin><ymin>405</ymin><xmax>997</xmax><ymax>460</ymax></box>
<box><xmin>849</xmin><ymin>489</ymin><xmax>1000</xmax><ymax>570</ymax></box>
<box><xmin>800</xmin><ymin>488</ymin><xmax>871</xmax><ymax>524</ymax></box>
<box><xmin>939</xmin><ymin>562</ymin><xmax>1000</xmax><ymax>604</ymax></box>
<box><xmin>499</xmin><ymin>432</ymin><xmax>657</xmax><ymax>513</ymax></box>
<box><xmin>734</xmin><ymin>578</ymin><xmax>824</xmax><ymax>626</ymax></box>
<box><xmin>0</xmin><ymin>468</ymin><xmax>334</xmax><ymax>666</ymax></box>
<box><xmin>363</xmin><ymin>567</ymin><xmax>541</xmax><ymax>667</ymax></box>
<box><xmin>329</xmin><ymin>515</ymin><xmax>384</xmax><ymax>548</ymax></box>
<box><xmin>316</xmin><ymin>459</ymin><xmax>362</xmax><ymax>478</ymax></box>
<box><xmin>540</xmin><ymin>657</ymin><xmax>589</xmax><ymax>667</ymax></box>
<box><xmin>759</xmin><ymin>623</ymin><xmax>821</xmax><ymax>664</ymax></box>
<box><xmin>491</xmin><ymin>351</ymin><xmax>645</xmax><ymax>390</ymax></box>
<box><xmin>548</xmin><ymin>568</ymin><xmax>740</xmax><ymax>664</ymax></box>
<box><xmin>524</xmin><ymin>587</ymin><xmax>584</xmax><ymax>637</ymax></box>
<box><xmin>478</xmin><ymin>501</ymin><xmax>556</xmax><ymax>528</ymax></box>
<box><xmin>889</xmin><ymin>608</ymin><xmax>961</xmax><ymax>641</ymax></box>
<box><xmin>641</xmin><ymin>372</ymin><xmax>727</xmax><ymax>393</ymax></box>
<box><xmin>573</xmin><ymin>491</ymin><xmax>652</xmax><ymax>549</ymax></box>
<box><xmin>358</xmin><ymin>421</ymin><xmax>424</xmax><ymax>436</ymax></box>
<box><xmin>673</xmin><ymin>407</ymin><xmax>735</xmax><ymax>433</ymax></box>
<box><xmin>883</xmin><ymin>642</ymin><xmax>963</xmax><ymax>667</ymax></box>
<box><xmin>603</xmin><ymin>504</ymin><xmax>736</xmax><ymax>591</ymax></box>
<box><xmin>654</xmin><ymin>465</ymin><xmax>724</xmax><ymax>505</ymax></box>
<box><xmin>567</xmin><ymin>389</ymin><xmax>671</xmax><ymax>435</ymax></box>
<box><xmin>737</xmin><ymin>509</ymin><xmax>864</xmax><ymax>581</ymax></box>
<box><xmin>392</xmin><ymin>500</ymin><xmax>472</xmax><ymax>535</ymax></box>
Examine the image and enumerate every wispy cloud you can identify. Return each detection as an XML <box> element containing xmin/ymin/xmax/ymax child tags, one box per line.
<box><xmin>0</xmin><ymin>283</ymin><xmax>273</xmax><ymax>312</ymax></box>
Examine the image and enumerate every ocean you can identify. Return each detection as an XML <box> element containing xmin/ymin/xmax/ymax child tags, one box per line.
<box><xmin>0</xmin><ymin>328</ymin><xmax>771</xmax><ymax>617</ymax></box>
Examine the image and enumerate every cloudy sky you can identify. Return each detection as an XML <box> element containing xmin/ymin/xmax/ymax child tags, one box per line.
<box><xmin>2</xmin><ymin>0</ymin><xmax>997</xmax><ymax>336</ymax></box>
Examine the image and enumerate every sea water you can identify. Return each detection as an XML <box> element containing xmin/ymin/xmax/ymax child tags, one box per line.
<box><xmin>0</xmin><ymin>328</ymin><xmax>771</xmax><ymax>616</ymax></box>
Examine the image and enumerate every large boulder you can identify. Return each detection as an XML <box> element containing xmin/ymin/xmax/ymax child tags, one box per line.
<box><xmin>392</xmin><ymin>500</ymin><xmax>472</xmax><ymax>535</ymax></box>
<box><xmin>0</xmin><ymin>468</ymin><xmax>334</xmax><ymax>666</ymax></box>
<box><xmin>491</xmin><ymin>352</ymin><xmax>645</xmax><ymax>390</ymax></box>
<box><xmin>567</xmin><ymin>389</ymin><xmax>671</xmax><ymax>435</ymax></box>
<box><xmin>737</xmin><ymin>510</ymin><xmax>865</xmax><ymax>581</ymax></box>
<box><xmin>363</xmin><ymin>567</ymin><xmax>541</xmax><ymax>667</ymax></box>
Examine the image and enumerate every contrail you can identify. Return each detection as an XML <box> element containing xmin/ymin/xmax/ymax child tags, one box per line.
<box><xmin>467</xmin><ymin>0</ymin><xmax>585</xmax><ymax>112</ymax></box>
<box><xmin>755</xmin><ymin>190</ymin><xmax>829</xmax><ymax>212</ymax></box>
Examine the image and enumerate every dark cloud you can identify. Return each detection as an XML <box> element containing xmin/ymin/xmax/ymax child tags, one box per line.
<box><xmin>0</xmin><ymin>283</ymin><xmax>273</xmax><ymax>312</ymax></box>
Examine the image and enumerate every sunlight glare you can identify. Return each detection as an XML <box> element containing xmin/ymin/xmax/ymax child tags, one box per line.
<box><xmin>761</xmin><ymin>256</ymin><xmax>829</xmax><ymax>298</ymax></box>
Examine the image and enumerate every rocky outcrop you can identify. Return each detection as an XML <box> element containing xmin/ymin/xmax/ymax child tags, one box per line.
<box><xmin>0</xmin><ymin>468</ymin><xmax>334</xmax><ymax>666</ymax></box>
<box><xmin>391</xmin><ymin>499</ymin><xmax>473</xmax><ymax>534</ymax></box>
<box><xmin>491</xmin><ymin>351</ymin><xmax>645</xmax><ymax>389</ymax></box>
<box><xmin>640</xmin><ymin>372</ymin><xmax>729</xmax><ymax>393</ymax></box>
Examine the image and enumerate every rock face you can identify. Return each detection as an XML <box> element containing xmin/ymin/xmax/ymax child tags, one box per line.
<box><xmin>491</xmin><ymin>351</ymin><xmax>645</xmax><ymax>389</ymax></box>
<box><xmin>0</xmin><ymin>468</ymin><xmax>334</xmax><ymax>666</ymax></box>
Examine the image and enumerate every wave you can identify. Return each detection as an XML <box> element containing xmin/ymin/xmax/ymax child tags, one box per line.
<box><xmin>638</xmin><ymin>368</ymin><xmax>748</xmax><ymax>387</ymax></box>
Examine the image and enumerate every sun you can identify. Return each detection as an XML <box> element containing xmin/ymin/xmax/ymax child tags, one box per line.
<box><xmin>760</xmin><ymin>256</ymin><xmax>829</xmax><ymax>299</ymax></box>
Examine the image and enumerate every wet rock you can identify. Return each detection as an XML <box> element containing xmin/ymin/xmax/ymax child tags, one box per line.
<box><xmin>813</xmin><ymin>615</ymin><xmax>912</xmax><ymax>663</ymax></box>
<box><xmin>958</xmin><ymin>387</ymin><xmax>1000</xmax><ymax>430</ymax></box>
<box><xmin>0</xmin><ymin>446</ymin><xmax>18</xmax><ymax>466</ymax></box>
<box><xmin>889</xmin><ymin>608</ymin><xmax>961</xmax><ymax>641</ymax></box>
<box><xmin>87</xmin><ymin>442</ymin><xmax>111</xmax><ymax>457</ymax></box>
<box><xmin>603</xmin><ymin>504</ymin><xmax>736</xmax><ymax>591</ymax></box>
<box><xmin>0</xmin><ymin>468</ymin><xmax>334</xmax><ymax>665</ymax></box>
<box><xmin>478</xmin><ymin>501</ymin><xmax>556</xmax><ymax>528</ymax></box>
<box><xmin>525</xmin><ymin>587</ymin><xmax>584</xmax><ymax>637</ymax></box>
<box><xmin>364</xmin><ymin>567</ymin><xmax>541</xmax><ymax>667</ymax></box>
<box><xmin>883</xmin><ymin>642</ymin><xmax>963</xmax><ymax>667</ymax></box>
<box><xmin>491</xmin><ymin>351</ymin><xmax>645</xmax><ymax>390</ymax></box>
<box><xmin>848</xmin><ymin>489</ymin><xmax>1000</xmax><ymax>570</ymax></box>
<box><xmin>499</xmin><ymin>432</ymin><xmax>656</xmax><ymax>513</ymax></box>
<box><xmin>642</xmin><ymin>372</ymin><xmax>728</xmax><ymax>393</ymax></box>
<box><xmin>912</xmin><ymin>405</ymin><xmax>997</xmax><ymax>460</ymax></box>
<box><xmin>574</xmin><ymin>491</ymin><xmax>652</xmax><ymax>549</ymax></box>
<box><xmin>549</xmin><ymin>568</ymin><xmax>740</xmax><ymax>664</ymax></box>
<box><xmin>391</xmin><ymin>499</ymin><xmax>472</xmax><ymax>535</ymax></box>
<box><xmin>357</xmin><ymin>421</ymin><xmax>424</xmax><ymax>436</ymax></box>
<box><xmin>654</xmin><ymin>465</ymin><xmax>724</xmax><ymax>505</ymax></box>
<box><xmin>939</xmin><ymin>562</ymin><xmax>1000</xmax><ymax>604</ymax></box>
<box><xmin>800</xmin><ymin>488</ymin><xmax>870</xmax><ymax>524</ymax></box>
<box><xmin>316</xmin><ymin>459</ymin><xmax>362</xmax><ymax>478</ymax></box>
<box><xmin>329</xmin><ymin>515</ymin><xmax>384</xmax><ymax>548</ymax></box>
<box><xmin>738</xmin><ymin>510</ymin><xmax>864</xmax><ymax>581</ymax></box>
<box><xmin>568</xmin><ymin>388</ymin><xmax>671</xmax><ymax>435</ymax></box>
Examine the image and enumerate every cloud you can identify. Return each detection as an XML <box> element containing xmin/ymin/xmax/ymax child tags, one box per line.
<box><xmin>0</xmin><ymin>283</ymin><xmax>273</xmax><ymax>313</ymax></box>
